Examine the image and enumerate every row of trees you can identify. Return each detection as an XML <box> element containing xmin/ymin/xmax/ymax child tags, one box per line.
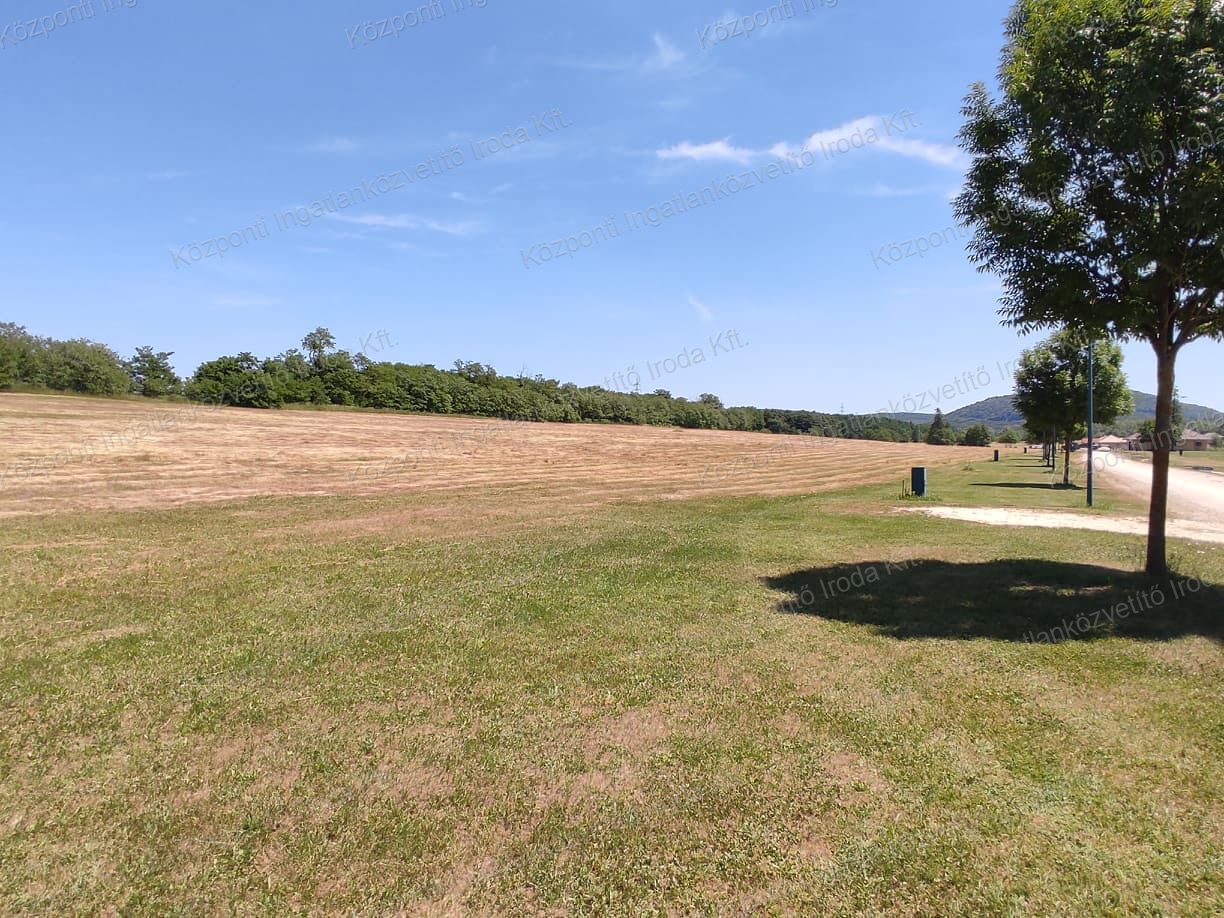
<box><xmin>7</xmin><ymin>322</ymin><xmax>1214</xmax><ymax>458</ymax></box>
<box><xmin>0</xmin><ymin>323</ymin><xmax>181</xmax><ymax>399</ymax></box>
<box><xmin>956</xmin><ymin>0</ymin><xmax>1224</xmax><ymax>574</ymax></box>
<box><xmin>184</xmin><ymin>328</ymin><xmax>931</xmax><ymax>439</ymax></box>
<box><xmin>1014</xmin><ymin>331</ymin><xmax>1133</xmax><ymax>484</ymax></box>
<box><xmin>925</xmin><ymin>411</ymin><xmax>993</xmax><ymax>447</ymax></box>
<box><xmin>1</xmin><ymin>323</ymin><xmax>936</xmax><ymax>442</ymax></box>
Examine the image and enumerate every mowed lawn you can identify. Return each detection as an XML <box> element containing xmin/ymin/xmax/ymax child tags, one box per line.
<box><xmin>1</xmin><ymin>457</ymin><xmax>1222</xmax><ymax>914</ymax></box>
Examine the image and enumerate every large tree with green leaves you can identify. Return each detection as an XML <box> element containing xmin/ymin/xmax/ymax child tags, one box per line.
<box><xmin>925</xmin><ymin>409</ymin><xmax>956</xmax><ymax>445</ymax></box>
<box><xmin>125</xmin><ymin>346</ymin><xmax>181</xmax><ymax>398</ymax></box>
<box><xmin>1014</xmin><ymin>332</ymin><xmax>1133</xmax><ymax>485</ymax></box>
<box><xmin>301</xmin><ymin>327</ymin><xmax>336</xmax><ymax>370</ymax></box>
<box><xmin>956</xmin><ymin>0</ymin><xmax>1224</xmax><ymax>574</ymax></box>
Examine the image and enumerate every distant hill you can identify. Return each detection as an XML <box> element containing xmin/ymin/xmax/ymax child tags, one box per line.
<box><xmin>946</xmin><ymin>396</ymin><xmax>1021</xmax><ymax>429</ymax></box>
<box><xmin>886</xmin><ymin>391</ymin><xmax>1222</xmax><ymax>431</ymax></box>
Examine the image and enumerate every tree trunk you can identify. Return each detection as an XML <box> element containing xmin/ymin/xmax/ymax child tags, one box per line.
<box><xmin>1063</xmin><ymin>435</ymin><xmax>1072</xmax><ymax>485</ymax></box>
<box><xmin>1146</xmin><ymin>346</ymin><xmax>1177</xmax><ymax>576</ymax></box>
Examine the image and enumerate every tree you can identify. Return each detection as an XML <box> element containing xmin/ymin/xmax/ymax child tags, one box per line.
<box><xmin>961</xmin><ymin>424</ymin><xmax>993</xmax><ymax>447</ymax></box>
<box><xmin>301</xmin><ymin>327</ymin><xmax>336</xmax><ymax>369</ymax></box>
<box><xmin>42</xmin><ymin>339</ymin><xmax>130</xmax><ymax>396</ymax></box>
<box><xmin>1014</xmin><ymin>332</ymin><xmax>1133</xmax><ymax>485</ymax></box>
<box><xmin>186</xmin><ymin>355</ymin><xmax>280</xmax><ymax>408</ymax></box>
<box><xmin>698</xmin><ymin>393</ymin><xmax>724</xmax><ymax>409</ymax></box>
<box><xmin>126</xmin><ymin>346</ymin><xmax>181</xmax><ymax>398</ymax></box>
<box><xmin>925</xmin><ymin>409</ymin><xmax>956</xmax><ymax>445</ymax></box>
<box><xmin>956</xmin><ymin>0</ymin><xmax>1224</xmax><ymax>573</ymax></box>
<box><xmin>452</xmin><ymin>360</ymin><xmax>497</xmax><ymax>385</ymax></box>
<box><xmin>0</xmin><ymin>323</ymin><xmax>38</xmax><ymax>389</ymax></box>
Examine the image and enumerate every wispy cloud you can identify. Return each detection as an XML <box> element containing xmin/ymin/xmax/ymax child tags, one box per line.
<box><xmin>561</xmin><ymin>31</ymin><xmax>696</xmax><ymax>77</ymax></box>
<box><xmin>651</xmin><ymin>33</ymin><xmax>684</xmax><ymax>69</ymax></box>
<box><xmin>331</xmin><ymin>213</ymin><xmax>482</xmax><ymax>236</ymax></box>
<box><xmin>860</xmin><ymin>182</ymin><xmax>955</xmax><ymax>198</ymax></box>
<box><xmin>146</xmin><ymin>169</ymin><xmax>190</xmax><ymax>180</ymax></box>
<box><xmin>688</xmin><ymin>293</ymin><xmax>714</xmax><ymax>323</ymax></box>
<box><xmin>800</xmin><ymin>116</ymin><xmax>882</xmax><ymax>155</ymax></box>
<box><xmin>874</xmin><ymin>135</ymin><xmax>965</xmax><ymax>169</ymax></box>
<box><xmin>303</xmin><ymin>137</ymin><xmax>360</xmax><ymax>154</ymax></box>
<box><xmin>657</xmin><ymin>114</ymin><xmax>967</xmax><ymax>171</ymax></box>
<box><xmin>658</xmin><ymin>139</ymin><xmax>755</xmax><ymax>165</ymax></box>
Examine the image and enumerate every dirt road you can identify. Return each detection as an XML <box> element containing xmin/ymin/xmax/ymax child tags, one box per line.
<box><xmin>912</xmin><ymin>506</ymin><xmax>1224</xmax><ymax>546</ymax></box>
<box><xmin>1089</xmin><ymin>450</ymin><xmax>1224</xmax><ymax>525</ymax></box>
<box><xmin>910</xmin><ymin>451</ymin><xmax>1224</xmax><ymax>547</ymax></box>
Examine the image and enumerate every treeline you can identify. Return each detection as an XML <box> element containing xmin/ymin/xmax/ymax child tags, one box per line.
<box><xmin>0</xmin><ymin>323</ymin><xmax>135</xmax><ymax>397</ymax></box>
<box><xmin>0</xmin><ymin>322</ymin><xmax>978</xmax><ymax>443</ymax></box>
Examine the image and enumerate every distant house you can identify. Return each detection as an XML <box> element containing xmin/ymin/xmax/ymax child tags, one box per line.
<box><xmin>1180</xmin><ymin>429</ymin><xmax>1220</xmax><ymax>451</ymax></box>
<box><xmin>1074</xmin><ymin>434</ymin><xmax>1131</xmax><ymax>450</ymax></box>
<box><xmin>1120</xmin><ymin>429</ymin><xmax>1219</xmax><ymax>451</ymax></box>
<box><xmin>1123</xmin><ymin>434</ymin><xmax>1150</xmax><ymax>451</ymax></box>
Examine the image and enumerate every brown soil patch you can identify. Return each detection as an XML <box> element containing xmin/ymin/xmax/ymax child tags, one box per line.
<box><xmin>585</xmin><ymin>707</ymin><xmax>671</xmax><ymax>762</ymax></box>
<box><xmin>369</xmin><ymin>759</ymin><xmax>454</xmax><ymax>805</ymax></box>
<box><xmin>1142</xmin><ymin>638</ymin><xmax>1224</xmax><ymax>676</ymax></box>
<box><xmin>823</xmin><ymin>750</ymin><xmax>892</xmax><ymax>807</ymax></box>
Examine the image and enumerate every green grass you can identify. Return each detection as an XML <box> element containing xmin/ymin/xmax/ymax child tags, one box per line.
<box><xmin>820</xmin><ymin>451</ymin><xmax>1147</xmax><ymax>517</ymax></box>
<box><xmin>1125</xmin><ymin>448</ymin><xmax>1224</xmax><ymax>472</ymax></box>
<box><xmin>1</xmin><ymin>462</ymin><xmax>1221</xmax><ymax>914</ymax></box>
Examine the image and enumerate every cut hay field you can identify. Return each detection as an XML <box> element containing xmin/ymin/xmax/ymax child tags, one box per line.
<box><xmin>0</xmin><ymin>393</ymin><xmax>987</xmax><ymax>519</ymax></box>
<box><xmin>1</xmin><ymin>393</ymin><xmax>1222</xmax><ymax>915</ymax></box>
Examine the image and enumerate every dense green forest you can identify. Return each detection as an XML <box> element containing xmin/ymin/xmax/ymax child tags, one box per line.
<box><xmin>0</xmin><ymin>321</ymin><xmax>1087</xmax><ymax>445</ymax></box>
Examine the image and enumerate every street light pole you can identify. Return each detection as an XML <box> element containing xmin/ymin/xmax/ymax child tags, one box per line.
<box><xmin>1087</xmin><ymin>339</ymin><xmax>1095</xmax><ymax>508</ymax></box>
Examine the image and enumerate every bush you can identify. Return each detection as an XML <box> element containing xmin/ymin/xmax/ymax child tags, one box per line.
<box><xmin>961</xmin><ymin>424</ymin><xmax>993</xmax><ymax>447</ymax></box>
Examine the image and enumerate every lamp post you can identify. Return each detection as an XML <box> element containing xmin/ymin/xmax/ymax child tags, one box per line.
<box><xmin>1086</xmin><ymin>339</ymin><xmax>1095</xmax><ymax>508</ymax></box>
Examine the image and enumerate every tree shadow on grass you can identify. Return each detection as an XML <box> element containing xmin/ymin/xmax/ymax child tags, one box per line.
<box><xmin>762</xmin><ymin>560</ymin><xmax>1222</xmax><ymax>643</ymax></box>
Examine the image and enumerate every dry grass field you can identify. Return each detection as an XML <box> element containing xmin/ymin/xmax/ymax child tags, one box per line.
<box><xmin>2</xmin><ymin>393</ymin><xmax>1221</xmax><ymax>915</ymax></box>
<box><xmin>0</xmin><ymin>393</ymin><xmax>989</xmax><ymax>519</ymax></box>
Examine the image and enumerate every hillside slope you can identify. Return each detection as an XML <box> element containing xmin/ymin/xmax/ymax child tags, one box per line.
<box><xmin>889</xmin><ymin>391</ymin><xmax>1223</xmax><ymax>430</ymax></box>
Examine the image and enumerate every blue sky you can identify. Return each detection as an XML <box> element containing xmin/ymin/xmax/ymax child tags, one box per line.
<box><xmin>3</xmin><ymin>0</ymin><xmax>1221</xmax><ymax>414</ymax></box>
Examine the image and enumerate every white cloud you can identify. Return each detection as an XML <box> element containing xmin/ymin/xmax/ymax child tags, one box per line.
<box><xmin>799</xmin><ymin>116</ymin><xmax>965</xmax><ymax>169</ymax></box>
<box><xmin>658</xmin><ymin>139</ymin><xmax>755</xmax><ymax>165</ymax></box>
<box><xmin>657</xmin><ymin>114</ymin><xmax>967</xmax><ymax>171</ymax></box>
<box><xmin>147</xmin><ymin>169</ymin><xmax>190</xmax><ymax>180</ymax></box>
<box><xmin>800</xmin><ymin>116</ymin><xmax>883</xmax><ymax>154</ymax></box>
<box><xmin>875</xmin><ymin>135</ymin><xmax>966</xmax><ymax>169</ymax></box>
<box><xmin>861</xmin><ymin>183</ymin><xmax>952</xmax><ymax>198</ymax></box>
<box><xmin>688</xmin><ymin>294</ymin><xmax>714</xmax><ymax>323</ymax></box>
<box><xmin>651</xmin><ymin>33</ymin><xmax>684</xmax><ymax>69</ymax></box>
<box><xmin>331</xmin><ymin>213</ymin><xmax>482</xmax><ymax>236</ymax></box>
